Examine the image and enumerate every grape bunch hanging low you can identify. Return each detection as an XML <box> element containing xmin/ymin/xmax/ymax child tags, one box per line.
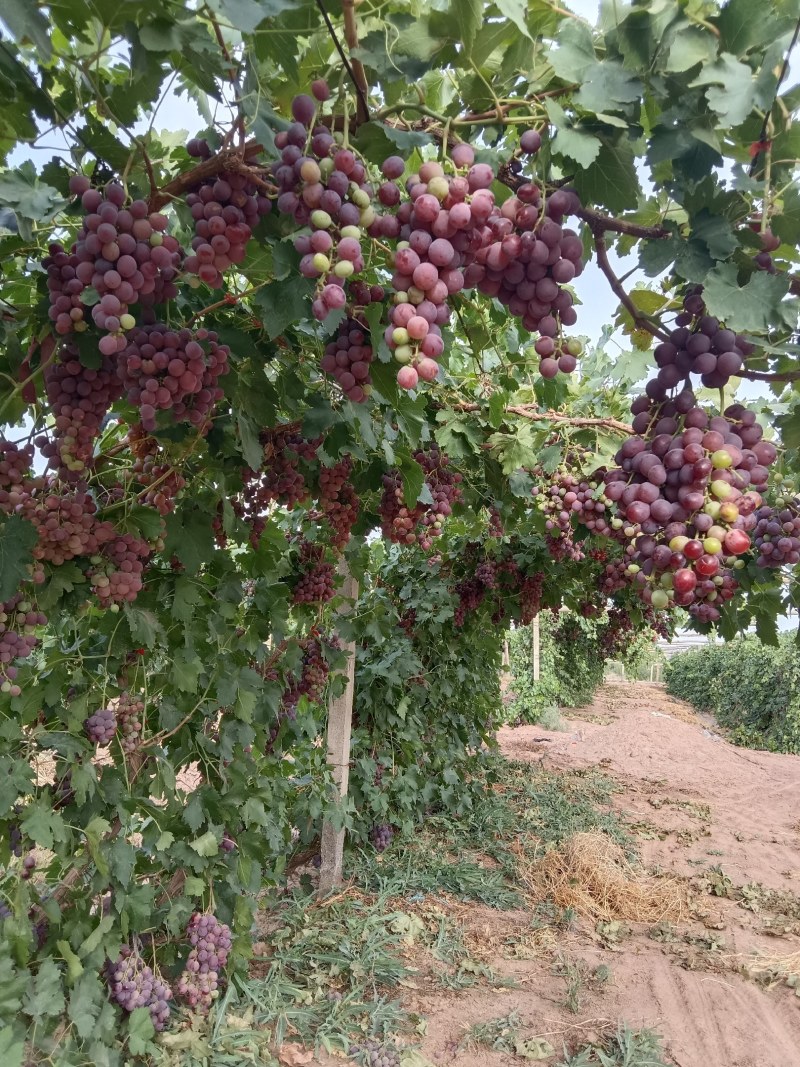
<box><xmin>175</xmin><ymin>912</ymin><xmax>232</xmax><ymax>1012</ymax></box>
<box><xmin>379</xmin><ymin>446</ymin><xmax>463</xmax><ymax>549</ymax></box>
<box><xmin>106</xmin><ymin>946</ymin><xmax>173</xmax><ymax>1031</ymax></box>
<box><xmin>603</xmin><ymin>390</ymin><xmax>774</xmax><ymax>621</ymax></box>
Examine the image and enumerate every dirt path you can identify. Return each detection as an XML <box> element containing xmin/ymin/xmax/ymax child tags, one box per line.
<box><xmin>406</xmin><ymin>682</ymin><xmax>800</xmax><ymax>1067</ymax></box>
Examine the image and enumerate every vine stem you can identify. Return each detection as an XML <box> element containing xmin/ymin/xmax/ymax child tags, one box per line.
<box><xmin>591</xmin><ymin>227</ymin><xmax>671</xmax><ymax>343</ymax></box>
<box><xmin>314</xmin><ymin>0</ymin><xmax>370</xmax><ymax>124</ymax></box>
<box><xmin>454</xmin><ymin>403</ymin><xmax>633</xmax><ymax>435</ymax></box>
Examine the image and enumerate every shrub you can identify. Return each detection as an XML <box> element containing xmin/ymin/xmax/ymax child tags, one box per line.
<box><xmin>664</xmin><ymin>636</ymin><xmax>800</xmax><ymax>753</ymax></box>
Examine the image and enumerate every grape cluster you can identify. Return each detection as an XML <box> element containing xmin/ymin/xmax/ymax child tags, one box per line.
<box><xmin>118</xmin><ymin>325</ymin><xmax>230</xmax><ymax>433</ymax></box>
<box><xmin>292</xmin><ymin>541</ymin><xmax>336</xmax><ymax>604</ymax></box>
<box><xmin>0</xmin><ymin>439</ymin><xmax>34</xmax><ymax>488</ymax></box>
<box><xmin>106</xmin><ymin>946</ymin><xmax>173</xmax><ymax>1030</ymax></box>
<box><xmin>753</xmin><ymin>498</ymin><xmax>800</xmax><ymax>567</ymax></box>
<box><xmin>369</xmin><ymin>824</ymin><xmax>394</xmax><ymax>852</ymax></box>
<box><xmin>318</xmin><ymin>456</ymin><xmax>360</xmax><ymax>549</ymax></box>
<box><xmin>0</xmin><ymin>595</ymin><xmax>45</xmax><ymax>695</ymax></box>
<box><xmin>175</xmin><ymin>912</ymin><xmax>232</xmax><ymax>1013</ymax></box>
<box><xmin>46</xmin><ymin>177</ymin><xmax>182</xmax><ymax>352</ymax></box>
<box><xmin>40</xmin><ymin>342</ymin><xmax>123</xmax><ymax>476</ymax></box>
<box><xmin>348</xmin><ymin>1038</ymin><xmax>401</xmax><ymax>1067</ymax></box>
<box><xmin>320</xmin><ymin>317</ymin><xmax>374</xmax><ymax>402</ymax></box>
<box><xmin>236</xmin><ymin>430</ymin><xmax>319</xmax><ymax>545</ymax></box>
<box><xmin>281</xmin><ymin>635</ymin><xmax>331</xmax><ymax>714</ymax></box>
<box><xmin>604</xmin><ymin>393</ymin><xmax>774</xmax><ymax>620</ymax></box>
<box><xmin>752</xmin><ymin>227</ymin><xmax>782</xmax><ymax>275</ymax></box>
<box><xmin>648</xmin><ymin>288</ymin><xmax>756</xmax><ymax>399</ymax></box>
<box><xmin>17</xmin><ymin>485</ymin><xmax>116</xmax><ymax>567</ymax></box>
<box><xmin>273</xmin><ymin>86</ymin><xmax>377</xmax><ymax>320</ymax></box>
<box><xmin>84</xmin><ymin>706</ymin><xmax>117</xmax><ymax>744</ymax></box>
<box><xmin>379</xmin><ymin>446</ymin><xmax>463</xmax><ymax>549</ymax></box>
<box><xmin>519</xmin><ymin>572</ymin><xmax>545</xmax><ymax>625</ymax></box>
<box><xmin>90</xmin><ymin>532</ymin><xmax>152</xmax><ymax>605</ymax></box>
<box><xmin>21</xmin><ymin>853</ymin><xmax>36</xmax><ymax>880</ymax></box>
<box><xmin>385</xmin><ymin>145</ymin><xmax>583</xmax><ymax>387</ymax></box>
<box><xmin>117</xmin><ymin>691</ymin><xmax>145</xmax><ymax>753</ymax></box>
<box><xmin>129</xmin><ymin>425</ymin><xmax>186</xmax><ymax>515</ymax></box>
<box><xmin>183</xmin><ymin>161</ymin><xmax>271</xmax><ymax>288</ymax></box>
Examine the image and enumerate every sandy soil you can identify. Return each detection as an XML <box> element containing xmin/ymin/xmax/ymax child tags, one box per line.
<box><xmin>317</xmin><ymin>682</ymin><xmax>800</xmax><ymax>1067</ymax></box>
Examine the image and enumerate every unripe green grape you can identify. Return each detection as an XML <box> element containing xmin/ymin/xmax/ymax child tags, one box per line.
<box><xmin>150</xmin><ymin>232</ymin><xmax>164</xmax><ymax>246</ymax></box>
<box><xmin>394</xmin><ymin>345</ymin><xmax>413</xmax><ymax>364</ymax></box>
<box><xmin>359</xmin><ymin>206</ymin><xmax>376</xmax><ymax>227</ymax></box>
<box><xmin>312</xmin><ymin>253</ymin><xmax>331</xmax><ymax>273</ymax></box>
<box><xmin>119</xmin><ymin>313</ymin><xmax>136</xmax><ymax>330</ymax></box>
<box><xmin>351</xmin><ymin>188</ymin><xmax>370</xmax><ymax>208</ymax></box>
<box><xmin>311</xmin><ymin>209</ymin><xmax>332</xmax><ymax>230</ymax></box>
<box><xmin>392</xmin><ymin>327</ymin><xmax>410</xmax><ymax>345</ymax></box>
<box><xmin>320</xmin><ymin>158</ymin><xmax>334</xmax><ymax>179</ymax></box>
<box><xmin>394</xmin><ymin>291</ymin><xmax>409</xmax><ymax>304</ymax></box>
<box><xmin>74</xmin><ymin>320</ymin><xmax>88</xmax><ymax>332</ymax></box>
<box><xmin>341</xmin><ymin>225</ymin><xmax>361</xmax><ymax>240</ymax></box>
<box><xmin>334</xmin><ymin>260</ymin><xmax>354</xmax><ymax>278</ymax></box>
<box><xmin>428</xmin><ymin>176</ymin><xmax>449</xmax><ymax>201</ymax></box>
<box><xmin>407</xmin><ymin>286</ymin><xmax>424</xmax><ymax>304</ymax></box>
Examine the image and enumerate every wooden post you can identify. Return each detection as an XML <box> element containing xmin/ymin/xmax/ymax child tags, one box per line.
<box><xmin>318</xmin><ymin>560</ymin><xmax>358</xmax><ymax>896</ymax></box>
<box><xmin>532</xmin><ymin>614</ymin><xmax>541</xmax><ymax>682</ymax></box>
<box><xmin>502</xmin><ymin>638</ymin><xmax>510</xmax><ymax>669</ymax></box>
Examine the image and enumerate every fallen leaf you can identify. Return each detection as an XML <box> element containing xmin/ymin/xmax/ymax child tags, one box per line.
<box><xmin>277</xmin><ymin>1044</ymin><xmax>313</xmax><ymax>1066</ymax></box>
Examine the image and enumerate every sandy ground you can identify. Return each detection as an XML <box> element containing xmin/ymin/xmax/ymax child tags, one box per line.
<box><xmin>314</xmin><ymin>682</ymin><xmax>800</xmax><ymax>1067</ymax></box>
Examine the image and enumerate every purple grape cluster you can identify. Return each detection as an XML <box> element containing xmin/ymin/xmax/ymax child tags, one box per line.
<box><xmin>603</xmin><ymin>393</ymin><xmax>775</xmax><ymax>621</ymax></box>
<box><xmin>753</xmin><ymin>498</ymin><xmax>800</xmax><ymax>567</ymax></box>
<box><xmin>183</xmin><ymin>160</ymin><xmax>271</xmax><ymax>287</ymax></box>
<box><xmin>84</xmin><ymin>706</ymin><xmax>117</xmax><ymax>744</ymax></box>
<box><xmin>107</xmin><ymin>946</ymin><xmax>173</xmax><ymax>1030</ymax></box>
<box><xmin>90</xmin><ymin>532</ymin><xmax>152</xmax><ymax>605</ymax></box>
<box><xmin>318</xmin><ymin>456</ymin><xmax>360</xmax><ymax>549</ymax></box>
<box><xmin>45</xmin><ymin>176</ymin><xmax>182</xmax><ymax>353</ymax></box>
<box><xmin>21</xmin><ymin>853</ymin><xmax>36</xmax><ymax>880</ymax></box>
<box><xmin>320</xmin><ymin>318</ymin><xmax>374</xmax><ymax>402</ymax></box>
<box><xmin>117</xmin><ymin>325</ymin><xmax>230</xmax><ymax>433</ymax></box>
<box><xmin>649</xmin><ymin>288</ymin><xmax>756</xmax><ymax>398</ymax></box>
<box><xmin>0</xmin><ymin>594</ymin><xmax>46</xmax><ymax>696</ymax></box>
<box><xmin>379</xmin><ymin>446</ymin><xmax>463</xmax><ymax>549</ymax></box>
<box><xmin>370</xmin><ymin>824</ymin><xmax>394</xmax><ymax>852</ymax></box>
<box><xmin>175</xmin><ymin>912</ymin><xmax>232</xmax><ymax>1013</ymax></box>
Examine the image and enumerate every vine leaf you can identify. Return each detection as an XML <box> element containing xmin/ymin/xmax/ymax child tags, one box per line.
<box><xmin>1</xmin><ymin>0</ymin><xmax>52</xmax><ymax>61</ymax></box>
<box><xmin>450</xmin><ymin>0</ymin><xmax>483</xmax><ymax>56</ymax></box>
<box><xmin>494</xmin><ymin>0</ymin><xmax>532</xmax><ymax>40</ymax></box>
<box><xmin>0</xmin><ymin>516</ymin><xmax>37</xmax><ymax>602</ymax></box>
<box><xmin>550</xmin><ymin>19</ymin><xmax>596</xmax><ymax>82</ymax></box>
<box><xmin>546</xmin><ymin>101</ymin><xmax>602</xmax><ymax>169</ymax></box>
<box><xmin>702</xmin><ymin>264</ymin><xmax>793</xmax><ymax>332</ymax></box>
<box><xmin>689</xmin><ymin>54</ymin><xmax>756</xmax><ymax>127</ymax></box>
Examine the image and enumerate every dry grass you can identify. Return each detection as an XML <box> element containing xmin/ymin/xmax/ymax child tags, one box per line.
<box><xmin>513</xmin><ymin>830</ymin><xmax>687</xmax><ymax>923</ymax></box>
<box><xmin>738</xmin><ymin>950</ymin><xmax>800</xmax><ymax>984</ymax></box>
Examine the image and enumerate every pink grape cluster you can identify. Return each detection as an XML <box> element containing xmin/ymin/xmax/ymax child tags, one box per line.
<box><xmin>41</xmin><ymin>342</ymin><xmax>123</xmax><ymax>476</ymax></box>
<box><xmin>129</xmin><ymin>425</ymin><xmax>186</xmax><ymax>516</ymax></box>
<box><xmin>183</xmin><ymin>159</ymin><xmax>271</xmax><ymax>287</ymax></box>
<box><xmin>519</xmin><ymin>572</ymin><xmax>545</xmax><ymax>625</ymax></box>
<box><xmin>292</xmin><ymin>541</ymin><xmax>336</xmax><ymax>604</ymax></box>
<box><xmin>370</xmin><ymin>823</ymin><xmax>394</xmax><ymax>852</ymax></box>
<box><xmin>320</xmin><ymin>318</ymin><xmax>374</xmax><ymax>402</ymax></box>
<box><xmin>175</xmin><ymin>913</ymin><xmax>232</xmax><ymax>1013</ymax></box>
<box><xmin>379</xmin><ymin>447</ymin><xmax>463</xmax><ymax>549</ymax></box>
<box><xmin>84</xmin><ymin>706</ymin><xmax>117</xmax><ymax>744</ymax></box>
<box><xmin>274</xmin><ymin>85</ymin><xmax>379</xmax><ymax>320</ymax></box>
<box><xmin>90</xmin><ymin>533</ymin><xmax>152</xmax><ymax>605</ymax></box>
<box><xmin>603</xmin><ymin>394</ymin><xmax>775</xmax><ymax>621</ymax></box>
<box><xmin>0</xmin><ymin>595</ymin><xmax>46</xmax><ymax>696</ymax></box>
<box><xmin>106</xmin><ymin>946</ymin><xmax>173</xmax><ymax>1030</ymax></box>
<box><xmin>648</xmin><ymin>288</ymin><xmax>756</xmax><ymax>400</ymax></box>
<box><xmin>318</xmin><ymin>455</ymin><xmax>359</xmax><ymax>549</ymax></box>
<box><xmin>117</xmin><ymin>325</ymin><xmax>230</xmax><ymax>433</ymax></box>
<box><xmin>0</xmin><ymin>439</ymin><xmax>34</xmax><ymax>489</ymax></box>
<box><xmin>116</xmin><ymin>691</ymin><xmax>145</xmax><ymax>753</ymax></box>
<box><xmin>45</xmin><ymin>176</ymin><xmax>182</xmax><ymax>353</ymax></box>
<box><xmin>281</xmin><ymin>635</ymin><xmax>331</xmax><ymax>711</ymax></box>
<box><xmin>235</xmin><ymin>429</ymin><xmax>320</xmax><ymax>545</ymax></box>
<box><xmin>753</xmin><ymin>498</ymin><xmax>800</xmax><ymax>567</ymax></box>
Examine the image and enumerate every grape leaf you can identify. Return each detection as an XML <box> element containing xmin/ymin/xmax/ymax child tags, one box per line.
<box><xmin>689</xmin><ymin>53</ymin><xmax>756</xmax><ymax>127</ymax></box>
<box><xmin>189</xmin><ymin>831</ymin><xmax>219</xmax><ymax>857</ymax></box>
<box><xmin>23</xmin><ymin>960</ymin><xmax>65</xmax><ymax>1019</ymax></box>
<box><xmin>449</xmin><ymin>0</ymin><xmax>482</xmax><ymax>56</ymax></box>
<box><xmin>1</xmin><ymin>1</ymin><xmax>52</xmax><ymax>61</ymax></box>
<box><xmin>572</xmin><ymin>136</ymin><xmax>639</xmax><ymax>214</ymax></box>
<box><xmin>0</xmin><ymin>1026</ymin><xmax>24</xmax><ymax>1067</ymax></box>
<box><xmin>494</xmin><ymin>0</ymin><xmax>531</xmax><ymax>40</ymax></box>
<box><xmin>252</xmin><ymin>276</ymin><xmax>316</xmax><ymax>340</ymax></box>
<box><xmin>701</xmin><ymin>264</ymin><xmax>792</xmax><ymax>332</ymax></box>
<box><xmin>127</xmin><ymin>1007</ymin><xmax>156</xmax><ymax>1056</ymax></box>
<box><xmin>665</xmin><ymin>25</ymin><xmax>718</xmax><ymax>72</ymax></box>
<box><xmin>550</xmin><ymin>19</ymin><xmax>596</xmax><ymax>82</ymax></box>
<box><xmin>574</xmin><ymin>61</ymin><xmax>642</xmax><ymax>113</ymax></box>
<box><xmin>20</xmin><ymin>803</ymin><xmax>67</xmax><ymax>851</ymax></box>
<box><xmin>0</xmin><ymin>516</ymin><xmax>36</xmax><ymax>602</ymax></box>
<box><xmin>68</xmin><ymin>973</ymin><xmax>105</xmax><ymax>1040</ymax></box>
<box><xmin>546</xmin><ymin>101</ymin><xmax>601</xmax><ymax>169</ymax></box>
<box><xmin>206</xmin><ymin>0</ymin><xmax>303</xmax><ymax>33</ymax></box>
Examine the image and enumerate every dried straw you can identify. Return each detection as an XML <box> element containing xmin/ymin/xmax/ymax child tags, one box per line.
<box><xmin>513</xmin><ymin>830</ymin><xmax>687</xmax><ymax>923</ymax></box>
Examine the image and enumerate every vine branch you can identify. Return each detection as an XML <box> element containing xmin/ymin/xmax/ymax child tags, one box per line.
<box><xmin>455</xmin><ymin>403</ymin><xmax>632</xmax><ymax>435</ymax></box>
<box><xmin>315</xmin><ymin>0</ymin><xmax>370</xmax><ymax>125</ymax></box>
<box><xmin>591</xmin><ymin>227</ymin><xmax>670</xmax><ymax>342</ymax></box>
